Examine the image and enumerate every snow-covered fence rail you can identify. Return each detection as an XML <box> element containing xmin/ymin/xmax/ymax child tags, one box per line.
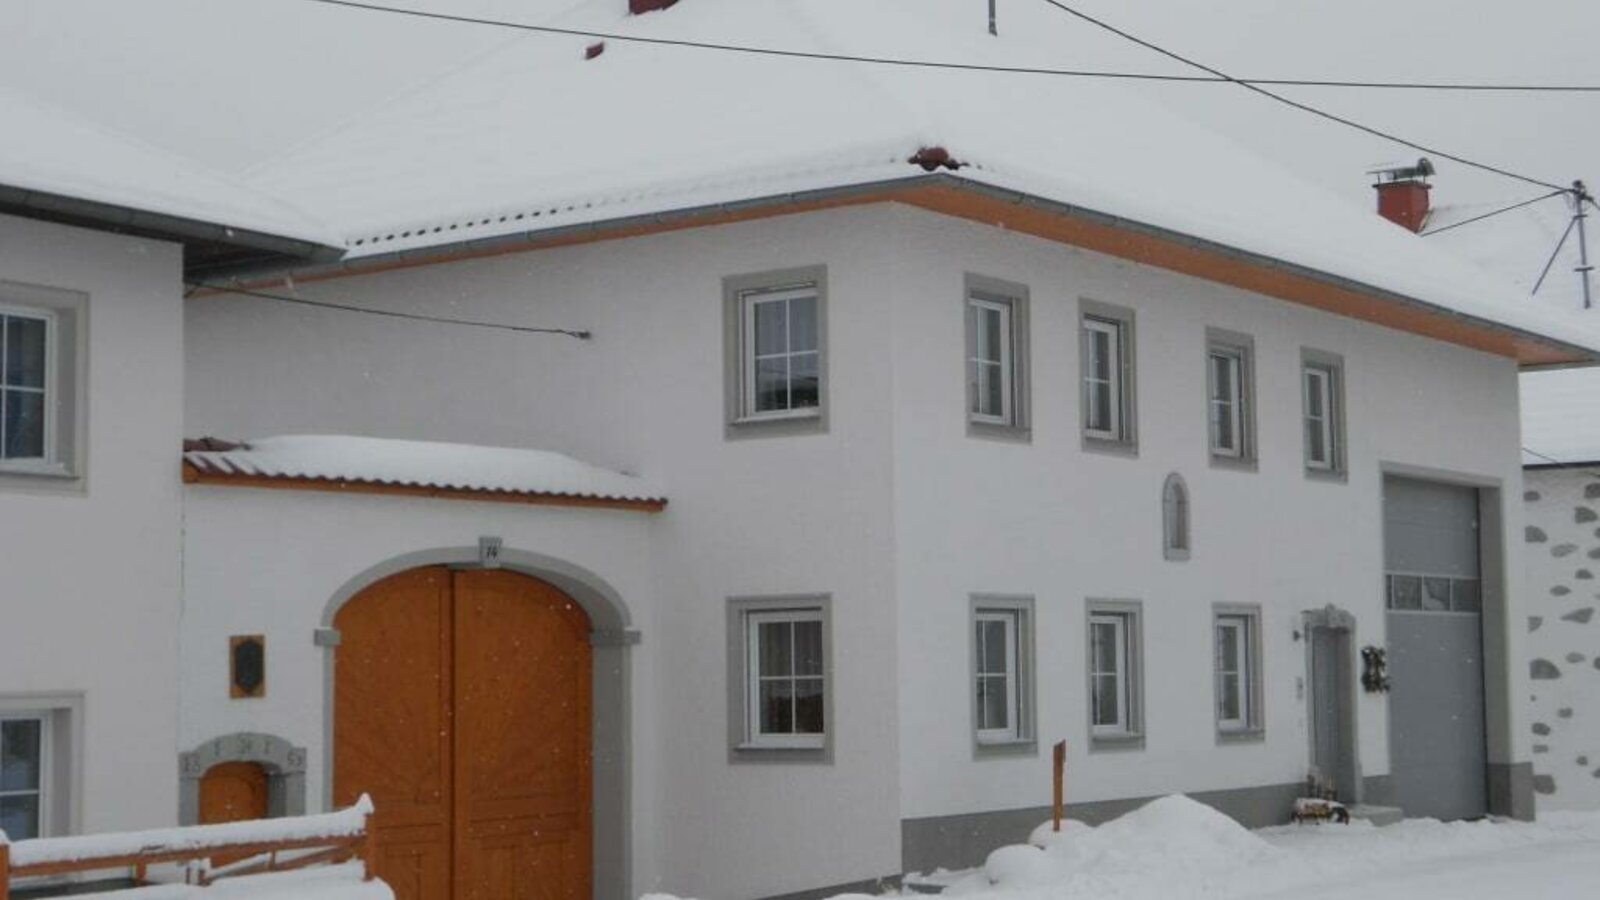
<box><xmin>0</xmin><ymin>795</ymin><xmax>377</xmax><ymax>899</ymax></box>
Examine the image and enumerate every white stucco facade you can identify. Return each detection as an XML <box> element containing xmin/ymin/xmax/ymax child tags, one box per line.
<box><xmin>180</xmin><ymin>203</ymin><xmax>1535</xmax><ymax>899</ymax></box>
<box><xmin>0</xmin><ymin>212</ymin><xmax>185</xmax><ymax>837</ymax></box>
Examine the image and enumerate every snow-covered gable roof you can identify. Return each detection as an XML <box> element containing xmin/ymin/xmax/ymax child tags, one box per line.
<box><xmin>230</xmin><ymin>0</ymin><xmax>1600</xmax><ymax>365</ymax></box>
<box><xmin>183</xmin><ymin>435</ymin><xmax>666</xmax><ymax>510</ymax></box>
<box><xmin>0</xmin><ymin>87</ymin><xmax>342</xmax><ymax>274</ymax></box>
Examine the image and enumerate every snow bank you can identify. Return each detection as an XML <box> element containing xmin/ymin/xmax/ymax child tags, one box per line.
<box><xmin>63</xmin><ymin>863</ymin><xmax>392</xmax><ymax>900</ymax></box>
<box><xmin>8</xmin><ymin>796</ymin><xmax>371</xmax><ymax>868</ymax></box>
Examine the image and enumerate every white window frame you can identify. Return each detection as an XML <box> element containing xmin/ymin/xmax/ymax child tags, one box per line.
<box><xmin>1215</xmin><ymin>617</ymin><xmax>1251</xmax><ymax>731</ymax></box>
<box><xmin>967</xmin><ymin>297</ymin><xmax>1014</xmax><ymax>426</ymax></box>
<box><xmin>1208</xmin><ymin>348</ymin><xmax>1244</xmax><ymax>457</ymax></box>
<box><xmin>0</xmin><ymin>305</ymin><xmax>58</xmax><ymax>472</ymax></box>
<box><xmin>1082</xmin><ymin>317</ymin><xmax>1123</xmax><ymax>441</ymax></box>
<box><xmin>1304</xmin><ymin>365</ymin><xmax>1334</xmax><ymax>469</ymax></box>
<box><xmin>740</xmin><ymin>285</ymin><xmax>822</xmax><ymax>422</ymax></box>
<box><xmin>0</xmin><ymin>712</ymin><xmax>52</xmax><ymax>841</ymax></box>
<box><xmin>974</xmin><ymin>611</ymin><xmax>1019</xmax><ymax>744</ymax></box>
<box><xmin>1088</xmin><ymin>613</ymin><xmax>1129</xmax><ymax>735</ymax></box>
<box><xmin>743</xmin><ymin>608</ymin><xmax>826</xmax><ymax>750</ymax></box>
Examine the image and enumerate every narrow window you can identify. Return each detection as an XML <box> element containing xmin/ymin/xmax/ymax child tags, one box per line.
<box><xmin>1214</xmin><ymin>607</ymin><xmax>1263</xmax><ymax>738</ymax></box>
<box><xmin>1209</xmin><ymin>350</ymin><xmax>1241</xmax><ymax>455</ymax></box>
<box><xmin>1082</xmin><ymin>317</ymin><xmax>1122</xmax><ymax>440</ymax></box>
<box><xmin>745</xmin><ymin>609</ymin><xmax>825</xmax><ymax>748</ymax></box>
<box><xmin>0</xmin><ymin>309</ymin><xmax>54</xmax><ymax>464</ymax></box>
<box><xmin>743</xmin><ymin>287</ymin><xmax>820</xmax><ymax>418</ymax></box>
<box><xmin>0</xmin><ymin>714</ymin><xmax>48</xmax><ymax>840</ymax></box>
<box><xmin>1162</xmin><ymin>473</ymin><xmax>1190</xmax><ymax>560</ymax></box>
<box><xmin>1088</xmin><ymin>612</ymin><xmax>1140</xmax><ymax>739</ymax></box>
<box><xmin>974</xmin><ymin>611</ymin><xmax>1020</xmax><ymax>743</ymax></box>
<box><xmin>1301</xmin><ymin>352</ymin><xmax>1344</xmax><ymax>475</ymax></box>
<box><xmin>967</xmin><ymin>298</ymin><xmax>1013</xmax><ymax>425</ymax></box>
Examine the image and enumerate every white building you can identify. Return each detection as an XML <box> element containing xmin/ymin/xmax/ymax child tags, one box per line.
<box><xmin>0</xmin><ymin>89</ymin><xmax>336</xmax><ymax>846</ymax></box>
<box><xmin>6</xmin><ymin>4</ymin><xmax>1600</xmax><ymax>900</ymax></box>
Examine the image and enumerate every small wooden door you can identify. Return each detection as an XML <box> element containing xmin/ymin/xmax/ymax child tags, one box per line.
<box><xmin>200</xmin><ymin>761</ymin><xmax>270</xmax><ymax>866</ymax></box>
<box><xmin>334</xmin><ymin>567</ymin><xmax>592</xmax><ymax>900</ymax></box>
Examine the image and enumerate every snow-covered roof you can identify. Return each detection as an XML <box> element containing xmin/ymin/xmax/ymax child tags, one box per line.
<box><xmin>1520</xmin><ymin>368</ymin><xmax>1600</xmax><ymax>466</ymax></box>
<box><xmin>227</xmin><ymin>0</ymin><xmax>1600</xmax><ymax>363</ymax></box>
<box><xmin>0</xmin><ymin>86</ymin><xmax>342</xmax><ymax>259</ymax></box>
<box><xmin>183</xmin><ymin>435</ymin><xmax>665</xmax><ymax>509</ymax></box>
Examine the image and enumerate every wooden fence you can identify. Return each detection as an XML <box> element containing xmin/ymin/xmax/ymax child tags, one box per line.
<box><xmin>0</xmin><ymin>796</ymin><xmax>376</xmax><ymax>900</ymax></box>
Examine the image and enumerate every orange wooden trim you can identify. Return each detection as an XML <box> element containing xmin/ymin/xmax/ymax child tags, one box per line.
<box><xmin>183</xmin><ymin>461</ymin><xmax>667</xmax><ymax>512</ymax></box>
<box><xmin>207</xmin><ymin>843</ymin><xmax>356</xmax><ymax>883</ymax></box>
<box><xmin>360</xmin><ymin>812</ymin><xmax>377</xmax><ymax>882</ymax></box>
<box><xmin>193</xmin><ymin>180</ymin><xmax>1593</xmax><ymax>368</ymax></box>
<box><xmin>10</xmin><ymin>835</ymin><xmax>364</xmax><ymax>880</ymax></box>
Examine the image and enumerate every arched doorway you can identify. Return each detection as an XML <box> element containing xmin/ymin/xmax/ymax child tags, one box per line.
<box><xmin>333</xmin><ymin>566</ymin><xmax>592</xmax><ymax>900</ymax></box>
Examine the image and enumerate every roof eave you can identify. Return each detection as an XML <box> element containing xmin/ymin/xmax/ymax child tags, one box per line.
<box><xmin>0</xmin><ymin>181</ymin><xmax>345</xmax><ymax>279</ymax></box>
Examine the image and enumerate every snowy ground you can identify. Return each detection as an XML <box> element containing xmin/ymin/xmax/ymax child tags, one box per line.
<box><xmin>649</xmin><ymin>795</ymin><xmax>1600</xmax><ymax>900</ymax></box>
<box><xmin>929</xmin><ymin>796</ymin><xmax>1600</xmax><ymax>900</ymax></box>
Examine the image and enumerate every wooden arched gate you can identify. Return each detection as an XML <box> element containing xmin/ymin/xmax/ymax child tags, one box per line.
<box><xmin>333</xmin><ymin>567</ymin><xmax>592</xmax><ymax>900</ymax></box>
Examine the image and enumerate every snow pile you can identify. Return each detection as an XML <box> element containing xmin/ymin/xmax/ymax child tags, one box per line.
<box><xmin>64</xmin><ymin>863</ymin><xmax>392</xmax><ymax>900</ymax></box>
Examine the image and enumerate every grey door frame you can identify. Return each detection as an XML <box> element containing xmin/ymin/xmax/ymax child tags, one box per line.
<box><xmin>1303</xmin><ymin>604</ymin><xmax>1362</xmax><ymax>803</ymax></box>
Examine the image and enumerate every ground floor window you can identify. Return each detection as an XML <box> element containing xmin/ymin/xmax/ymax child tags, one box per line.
<box><xmin>972</xmin><ymin>597</ymin><xmax>1034</xmax><ymax>748</ymax></box>
<box><xmin>729</xmin><ymin>596</ymin><xmax>832</xmax><ymax>757</ymax></box>
<box><xmin>1087</xmin><ymin>602</ymin><xmax>1143</xmax><ymax>747</ymax></box>
<box><xmin>1</xmin><ymin>714</ymin><xmax>48</xmax><ymax>840</ymax></box>
<box><xmin>1214</xmin><ymin>606</ymin><xmax>1264</xmax><ymax>737</ymax></box>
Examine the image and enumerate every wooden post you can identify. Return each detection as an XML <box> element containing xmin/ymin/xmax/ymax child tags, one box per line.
<box><xmin>2</xmin><ymin>838</ymin><xmax>11</xmax><ymax>900</ymax></box>
<box><xmin>1051</xmin><ymin>740</ymin><xmax>1066</xmax><ymax>832</ymax></box>
<box><xmin>360</xmin><ymin>811</ymin><xmax>378</xmax><ymax>882</ymax></box>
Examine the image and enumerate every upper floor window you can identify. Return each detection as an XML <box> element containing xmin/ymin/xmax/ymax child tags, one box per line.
<box><xmin>1080</xmin><ymin>300</ymin><xmax>1136</xmax><ymax>452</ymax></box>
<box><xmin>1</xmin><ymin>309</ymin><xmax>52</xmax><ymax>463</ymax></box>
<box><xmin>965</xmin><ymin>275</ymin><xmax>1030</xmax><ymax>438</ymax></box>
<box><xmin>0</xmin><ymin>284</ymin><xmax>83</xmax><ymax>486</ymax></box>
<box><xmin>1162</xmin><ymin>473</ymin><xmax>1190</xmax><ymax>561</ymax></box>
<box><xmin>1302</xmin><ymin>349</ymin><xmax>1346</xmax><ymax>476</ymax></box>
<box><xmin>1206</xmin><ymin>329</ymin><xmax>1256</xmax><ymax>464</ymax></box>
<box><xmin>723</xmin><ymin>267</ymin><xmax>827</xmax><ymax>438</ymax></box>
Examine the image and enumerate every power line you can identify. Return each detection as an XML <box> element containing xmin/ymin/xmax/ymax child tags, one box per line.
<box><xmin>1034</xmin><ymin>0</ymin><xmax>1566</xmax><ymax>192</ymax></box>
<box><xmin>1420</xmin><ymin>190</ymin><xmax>1569</xmax><ymax>237</ymax></box>
<box><xmin>297</xmin><ymin>0</ymin><xmax>1600</xmax><ymax>94</ymax></box>
<box><xmin>190</xmin><ymin>282</ymin><xmax>593</xmax><ymax>338</ymax></box>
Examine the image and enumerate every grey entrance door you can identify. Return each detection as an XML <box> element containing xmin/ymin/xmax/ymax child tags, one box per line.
<box><xmin>1308</xmin><ymin>616</ymin><xmax>1356</xmax><ymax>801</ymax></box>
<box><xmin>1383</xmin><ymin>476</ymin><xmax>1488</xmax><ymax>820</ymax></box>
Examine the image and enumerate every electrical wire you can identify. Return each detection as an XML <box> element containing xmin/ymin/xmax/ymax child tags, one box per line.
<box><xmin>1033</xmin><ymin>0</ymin><xmax>1567</xmax><ymax>192</ymax></box>
<box><xmin>190</xmin><ymin>282</ymin><xmax>593</xmax><ymax>338</ymax></box>
<box><xmin>1420</xmin><ymin>190</ymin><xmax>1569</xmax><ymax>237</ymax></box>
<box><xmin>297</xmin><ymin>0</ymin><xmax>1600</xmax><ymax>93</ymax></box>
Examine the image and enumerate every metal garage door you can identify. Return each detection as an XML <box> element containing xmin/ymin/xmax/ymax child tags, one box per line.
<box><xmin>1383</xmin><ymin>476</ymin><xmax>1488</xmax><ymax>820</ymax></box>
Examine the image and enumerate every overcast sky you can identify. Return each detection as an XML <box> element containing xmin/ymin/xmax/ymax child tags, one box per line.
<box><xmin>2</xmin><ymin>0</ymin><xmax>1596</xmax><ymax>216</ymax></box>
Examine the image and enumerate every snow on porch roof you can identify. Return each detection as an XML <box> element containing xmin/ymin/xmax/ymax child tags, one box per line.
<box><xmin>182</xmin><ymin>435</ymin><xmax>666</xmax><ymax>511</ymax></box>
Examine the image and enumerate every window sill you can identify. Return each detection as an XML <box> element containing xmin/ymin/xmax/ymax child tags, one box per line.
<box><xmin>1163</xmin><ymin>547</ymin><xmax>1191</xmax><ymax>562</ymax></box>
<box><xmin>1209</xmin><ymin>453</ymin><xmax>1258</xmax><ymax>473</ymax></box>
<box><xmin>726</xmin><ymin>408</ymin><xmax>827</xmax><ymax>440</ymax></box>
<box><xmin>1216</xmin><ymin>727</ymin><xmax>1266</xmax><ymax>745</ymax></box>
<box><xmin>729</xmin><ymin>739</ymin><xmax>831</xmax><ymax>764</ymax></box>
<box><xmin>1082</xmin><ymin>435</ymin><xmax>1138</xmax><ymax>458</ymax></box>
<box><xmin>1304</xmin><ymin>466</ymin><xmax>1348</xmax><ymax>484</ymax></box>
<box><xmin>967</xmin><ymin>418</ymin><xmax>1031</xmax><ymax>443</ymax></box>
<box><xmin>974</xmin><ymin>735</ymin><xmax>1037</xmax><ymax>758</ymax></box>
<box><xmin>0</xmin><ymin>460</ymin><xmax>72</xmax><ymax>478</ymax></box>
<box><xmin>1089</xmin><ymin>731</ymin><xmax>1145</xmax><ymax>753</ymax></box>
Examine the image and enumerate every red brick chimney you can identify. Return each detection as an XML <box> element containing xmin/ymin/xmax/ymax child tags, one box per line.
<box><xmin>630</xmin><ymin>0</ymin><xmax>678</xmax><ymax>13</ymax></box>
<box><xmin>1371</xmin><ymin>158</ymin><xmax>1435</xmax><ymax>233</ymax></box>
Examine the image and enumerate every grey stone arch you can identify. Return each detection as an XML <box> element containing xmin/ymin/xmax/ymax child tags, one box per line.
<box><xmin>315</xmin><ymin>544</ymin><xmax>638</xmax><ymax>900</ymax></box>
<box><xmin>179</xmin><ymin>732</ymin><xmax>307</xmax><ymax>826</ymax></box>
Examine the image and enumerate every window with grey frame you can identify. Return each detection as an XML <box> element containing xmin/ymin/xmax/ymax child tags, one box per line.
<box><xmin>1</xmin><ymin>714</ymin><xmax>48</xmax><ymax>840</ymax></box>
<box><xmin>1302</xmin><ymin>353</ymin><xmax>1345</xmax><ymax>474</ymax></box>
<box><xmin>723</xmin><ymin>268</ymin><xmax>827</xmax><ymax>437</ymax></box>
<box><xmin>739</xmin><ymin>606</ymin><xmax>826</xmax><ymax>750</ymax></box>
<box><xmin>0</xmin><ymin>306</ymin><xmax>54</xmax><ymax>466</ymax></box>
<box><xmin>1162</xmin><ymin>473</ymin><xmax>1190</xmax><ymax>560</ymax></box>
<box><xmin>964</xmin><ymin>281</ymin><xmax>1028</xmax><ymax>434</ymax></box>
<box><xmin>1087</xmin><ymin>604</ymin><xmax>1143</xmax><ymax>746</ymax></box>
<box><xmin>1214</xmin><ymin>607</ymin><xmax>1263</xmax><ymax>736</ymax></box>
<box><xmin>1080</xmin><ymin>303</ymin><xmax>1136</xmax><ymax>448</ymax></box>
<box><xmin>1206</xmin><ymin>332</ymin><xmax>1255</xmax><ymax>462</ymax></box>
<box><xmin>972</xmin><ymin>600</ymin><xmax>1033</xmax><ymax>747</ymax></box>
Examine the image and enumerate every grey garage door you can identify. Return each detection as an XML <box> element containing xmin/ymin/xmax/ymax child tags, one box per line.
<box><xmin>1383</xmin><ymin>476</ymin><xmax>1488</xmax><ymax>820</ymax></box>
